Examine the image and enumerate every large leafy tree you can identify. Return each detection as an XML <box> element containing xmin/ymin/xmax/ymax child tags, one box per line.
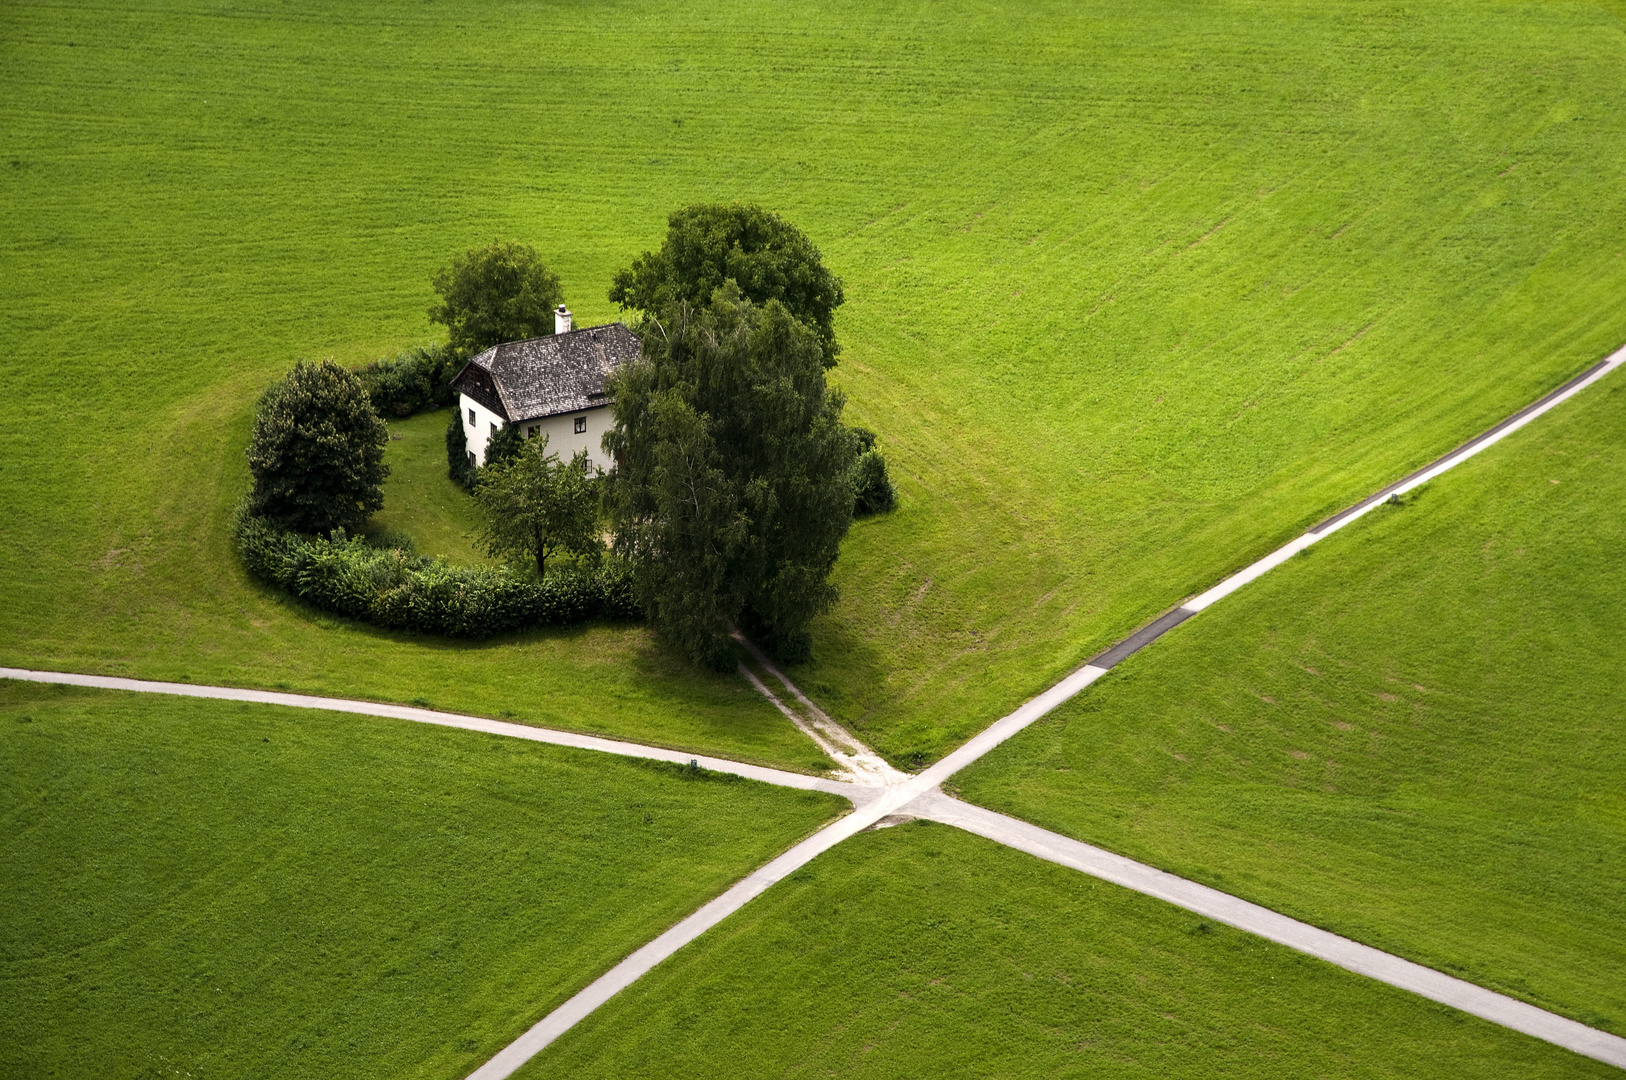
<box><xmin>609</xmin><ymin>203</ymin><xmax>846</xmax><ymax>367</ymax></box>
<box><xmin>247</xmin><ymin>359</ymin><xmax>390</xmax><ymax>534</ymax></box>
<box><xmin>475</xmin><ymin>436</ymin><xmax>601</xmax><ymax>576</ymax></box>
<box><xmin>429</xmin><ymin>240</ymin><xmax>564</xmax><ymax>358</ymax></box>
<box><xmin>605</xmin><ymin>284</ymin><xmax>858</xmax><ymax>668</ymax></box>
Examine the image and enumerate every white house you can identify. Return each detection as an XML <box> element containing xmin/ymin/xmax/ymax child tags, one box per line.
<box><xmin>450</xmin><ymin>306</ymin><xmax>641</xmax><ymax>471</ymax></box>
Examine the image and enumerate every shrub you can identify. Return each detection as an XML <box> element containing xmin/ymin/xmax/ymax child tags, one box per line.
<box><xmin>237</xmin><ymin>509</ymin><xmax>640</xmax><ymax>639</ymax></box>
<box><xmin>482</xmin><ymin>422</ymin><xmax>525</xmax><ymax>473</ymax></box>
<box><xmin>852</xmin><ymin>449</ymin><xmax>896</xmax><ymax>515</ymax></box>
<box><xmin>246</xmin><ymin>359</ymin><xmax>390</xmax><ymax>535</ymax></box>
<box><xmin>354</xmin><ymin>343</ymin><xmax>459</xmax><ymax>418</ymax></box>
<box><xmin>446</xmin><ymin>409</ymin><xmax>478</xmax><ymax>490</ymax></box>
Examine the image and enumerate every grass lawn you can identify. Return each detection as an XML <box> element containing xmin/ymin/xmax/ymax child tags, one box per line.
<box><xmin>522</xmin><ymin>822</ymin><xmax>1613</xmax><ymax>1079</ymax></box>
<box><xmin>367</xmin><ymin>407</ymin><xmax>490</xmax><ymax>565</ymax></box>
<box><xmin>956</xmin><ymin>376</ymin><xmax>1626</xmax><ymax>1030</ymax></box>
<box><xmin>0</xmin><ymin>680</ymin><xmax>845</xmax><ymax>1080</ymax></box>
<box><xmin>5</xmin><ymin>0</ymin><xmax>1626</xmax><ymax>767</ymax></box>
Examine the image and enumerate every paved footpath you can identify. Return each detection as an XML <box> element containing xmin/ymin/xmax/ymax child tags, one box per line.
<box><xmin>8</xmin><ymin>342</ymin><xmax>1625</xmax><ymax>1075</ymax></box>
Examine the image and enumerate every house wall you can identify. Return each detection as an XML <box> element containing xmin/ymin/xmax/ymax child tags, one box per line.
<box><xmin>517</xmin><ymin>406</ymin><xmax>615</xmax><ymax>473</ymax></box>
<box><xmin>459</xmin><ymin>394</ymin><xmax>508</xmax><ymax>468</ymax></box>
<box><xmin>457</xmin><ymin>394</ymin><xmax>615</xmax><ymax>472</ymax></box>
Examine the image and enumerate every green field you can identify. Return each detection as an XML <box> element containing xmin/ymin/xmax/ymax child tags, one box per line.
<box><xmin>523</xmin><ymin>822</ymin><xmax>1613</xmax><ymax>1079</ymax></box>
<box><xmin>4</xmin><ymin>0</ymin><xmax>1626</xmax><ymax>768</ymax></box>
<box><xmin>0</xmin><ymin>681</ymin><xmax>844</xmax><ymax>1079</ymax></box>
<box><xmin>957</xmin><ymin>375</ymin><xmax>1626</xmax><ymax>1029</ymax></box>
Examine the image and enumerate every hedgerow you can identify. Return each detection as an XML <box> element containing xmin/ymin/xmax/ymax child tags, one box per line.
<box><xmin>236</xmin><ymin>509</ymin><xmax>639</xmax><ymax>638</ymax></box>
<box><xmin>354</xmin><ymin>343</ymin><xmax>460</xmax><ymax>418</ymax></box>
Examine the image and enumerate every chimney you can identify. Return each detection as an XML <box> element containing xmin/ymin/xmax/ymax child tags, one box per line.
<box><xmin>554</xmin><ymin>305</ymin><xmax>573</xmax><ymax>335</ymax></box>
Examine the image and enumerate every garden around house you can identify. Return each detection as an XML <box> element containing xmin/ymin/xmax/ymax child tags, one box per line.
<box><xmin>3</xmin><ymin>0</ymin><xmax>1626</xmax><ymax>1077</ymax></box>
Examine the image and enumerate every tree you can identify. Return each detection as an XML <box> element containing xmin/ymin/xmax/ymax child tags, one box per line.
<box><xmin>474</xmin><ymin>435</ymin><xmax>601</xmax><ymax>576</ymax></box>
<box><xmin>247</xmin><ymin>359</ymin><xmax>390</xmax><ymax>535</ymax></box>
<box><xmin>605</xmin><ymin>284</ymin><xmax>858</xmax><ymax>668</ymax></box>
<box><xmin>429</xmin><ymin>240</ymin><xmax>564</xmax><ymax>358</ymax></box>
<box><xmin>609</xmin><ymin>203</ymin><xmax>846</xmax><ymax>367</ymax></box>
<box><xmin>481</xmin><ymin>421</ymin><xmax>526</xmax><ymax>474</ymax></box>
<box><xmin>445</xmin><ymin>408</ymin><xmax>477</xmax><ymax>490</ymax></box>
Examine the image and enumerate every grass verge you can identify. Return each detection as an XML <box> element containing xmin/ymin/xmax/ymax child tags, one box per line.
<box><xmin>0</xmin><ymin>681</ymin><xmax>846</xmax><ymax>1079</ymax></box>
<box><xmin>957</xmin><ymin>375</ymin><xmax>1626</xmax><ymax>1029</ymax></box>
<box><xmin>522</xmin><ymin>822</ymin><xmax>1613</xmax><ymax>1078</ymax></box>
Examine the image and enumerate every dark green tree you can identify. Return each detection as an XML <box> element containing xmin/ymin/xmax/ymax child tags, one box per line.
<box><xmin>429</xmin><ymin>240</ymin><xmax>564</xmax><ymax>358</ymax></box>
<box><xmin>849</xmin><ymin>427</ymin><xmax>897</xmax><ymax>515</ymax></box>
<box><xmin>609</xmin><ymin>203</ymin><xmax>845</xmax><ymax>367</ymax></box>
<box><xmin>475</xmin><ymin>437</ymin><xmax>602</xmax><ymax>576</ymax></box>
<box><xmin>481</xmin><ymin>421</ymin><xmax>526</xmax><ymax>474</ymax></box>
<box><xmin>247</xmin><ymin>359</ymin><xmax>390</xmax><ymax>535</ymax></box>
<box><xmin>605</xmin><ymin>284</ymin><xmax>858</xmax><ymax>668</ymax></box>
<box><xmin>445</xmin><ymin>408</ymin><xmax>477</xmax><ymax>490</ymax></box>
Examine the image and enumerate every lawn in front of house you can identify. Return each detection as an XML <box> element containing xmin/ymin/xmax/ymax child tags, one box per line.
<box><xmin>367</xmin><ymin>407</ymin><xmax>490</xmax><ymax>565</ymax></box>
<box><xmin>957</xmin><ymin>376</ymin><xmax>1626</xmax><ymax>1031</ymax></box>
<box><xmin>522</xmin><ymin>822</ymin><xmax>1613</xmax><ymax>1079</ymax></box>
<box><xmin>0</xmin><ymin>681</ymin><xmax>846</xmax><ymax>1080</ymax></box>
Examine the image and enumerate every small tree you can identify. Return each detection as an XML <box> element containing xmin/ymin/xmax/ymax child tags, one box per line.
<box><xmin>610</xmin><ymin>203</ymin><xmax>845</xmax><ymax>367</ymax></box>
<box><xmin>475</xmin><ymin>436</ymin><xmax>601</xmax><ymax>576</ymax></box>
<box><xmin>429</xmin><ymin>240</ymin><xmax>564</xmax><ymax>358</ymax></box>
<box><xmin>247</xmin><ymin>359</ymin><xmax>390</xmax><ymax>535</ymax></box>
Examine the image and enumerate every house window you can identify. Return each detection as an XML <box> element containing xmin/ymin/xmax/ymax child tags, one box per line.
<box><xmin>468</xmin><ymin>451</ymin><xmax>476</xmax><ymax>467</ymax></box>
<box><xmin>527</xmin><ymin>425</ymin><xmax>539</xmax><ymax>438</ymax></box>
<box><xmin>574</xmin><ymin>416</ymin><xmax>587</xmax><ymax>434</ymax></box>
<box><xmin>579</xmin><ymin>455</ymin><xmax>592</xmax><ymax>474</ymax></box>
<box><xmin>468</xmin><ymin>408</ymin><xmax>476</xmax><ymax>425</ymax></box>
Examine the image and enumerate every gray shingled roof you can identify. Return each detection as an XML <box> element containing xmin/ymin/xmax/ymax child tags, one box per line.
<box><xmin>450</xmin><ymin>322</ymin><xmax>642</xmax><ymax>423</ymax></box>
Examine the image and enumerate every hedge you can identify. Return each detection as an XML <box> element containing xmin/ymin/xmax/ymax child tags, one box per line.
<box><xmin>237</xmin><ymin>511</ymin><xmax>640</xmax><ymax>638</ymax></box>
<box><xmin>354</xmin><ymin>343</ymin><xmax>460</xmax><ymax>418</ymax></box>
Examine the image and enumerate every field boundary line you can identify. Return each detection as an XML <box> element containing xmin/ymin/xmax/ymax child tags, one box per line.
<box><xmin>0</xmin><ymin>667</ymin><xmax>871</xmax><ymax>802</ymax></box>
<box><xmin>907</xmin><ymin>791</ymin><xmax>1626</xmax><ymax>1069</ymax></box>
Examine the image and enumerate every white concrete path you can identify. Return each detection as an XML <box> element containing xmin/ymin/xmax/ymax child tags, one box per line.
<box><xmin>0</xmin><ymin>667</ymin><xmax>870</xmax><ymax>803</ymax></box>
<box><xmin>908</xmin><ymin>791</ymin><xmax>1626</xmax><ymax>1069</ymax></box>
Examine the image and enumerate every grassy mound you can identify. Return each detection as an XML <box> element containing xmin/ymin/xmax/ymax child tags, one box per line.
<box><xmin>3</xmin><ymin>0</ymin><xmax>1626</xmax><ymax>766</ymax></box>
<box><xmin>958</xmin><ymin>376</ymin><xmax>1626</xmax><ymax>1029</ymax></box>
<box><xmin>524</xmin><ymin>823</ymin><xmax>1613</xmax><ymax>1079</ymax></box>
<box><xmin>0</xmin><ymin>681</ymin><xmax>844</xmax><ymax>1079</ymax></box>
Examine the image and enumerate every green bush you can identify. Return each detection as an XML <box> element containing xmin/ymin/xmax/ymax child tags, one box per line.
<box><xmin>236</xmin><ymin>509</ymin><xmax>640</xmax><ymax>638</ymax></box>
<box><xmin>482</xmin><ymin>422</ymin><xmax>525</xmax><ymax>473</ymax></box>
<box><xmin>354</xmin><ymin>343</ymin><xmax>460</xmax><ymax>418</ymax></box>
<box><xmin>851</xmin><ymin>449</ymin><xmax>896</xmax><ymax>515</ymax></box>
<box><xmin>446</xmin><ymin>409</ymin><xmax>478</xmax><ymax>490</ymax></box>
<box><xmin>246</xmin><ymin>359</ymin><xmax>390</xmax><ymax>535</ymax></box>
